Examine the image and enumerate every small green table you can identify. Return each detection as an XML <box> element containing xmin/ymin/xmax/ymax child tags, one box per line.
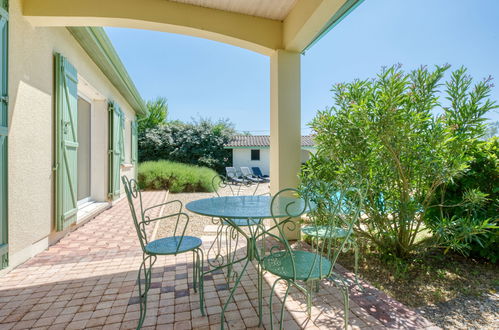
<box><xmin>186</xmin><ymin>195</ymin><xmax>308</xmax><ymax>220</ymax></box>
<box><xmin>186</xmin><ymin>195</ymin><xmax>309</xmax><ymax>329</ymax></box>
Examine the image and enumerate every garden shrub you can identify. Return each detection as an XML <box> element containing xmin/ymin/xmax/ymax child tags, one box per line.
<box><xmin>138</xmin><ymin>160</ymin><xmax>220</xmax><ymax>193</ymax></box>
<box><xmin>426</xmin><ymin>137</ymin><xmax>499</xmax><ymax>262</ymax></box>
<box><xmin>303</xmin><ymin>64</ymin><xmax>498</xmax><ymax>259</ymax></box>
<box><xmin>138</xmin><ymin>119</ymin><xmax>234</xmax><ymax>173</ymax></box>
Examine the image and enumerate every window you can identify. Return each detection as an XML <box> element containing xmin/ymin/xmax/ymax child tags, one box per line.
<box><xmin>251</xmin><ymin>149</ymin><xmax>260</xmax><ymax>161</ymax></box>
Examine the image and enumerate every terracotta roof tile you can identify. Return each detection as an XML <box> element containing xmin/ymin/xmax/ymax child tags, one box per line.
<box><xmin>225</xmin><ymin>135</ymin><xmax>315</xmax><ymax>147</ymax></box>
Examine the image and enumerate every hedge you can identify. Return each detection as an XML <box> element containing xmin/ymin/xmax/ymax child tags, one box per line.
<box><xmin>138</xmin><ymin>119</ymin><xmax>233</xmax><ymax>173</ymax></box>
<box><xmin>138</xmin><ymin>160</ymin><xmax>220</xmax><ymax>193</ymax></box>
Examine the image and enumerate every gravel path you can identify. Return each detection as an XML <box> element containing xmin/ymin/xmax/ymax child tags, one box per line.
<box><xmin>417</xmin><ymin>292</ymin><xmax>499</xmax><ymax>330</ymax></box>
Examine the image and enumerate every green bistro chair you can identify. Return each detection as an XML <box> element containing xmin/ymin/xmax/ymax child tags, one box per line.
<box><xmin>301</xmin><ymin>181</ymin><xmax>363</xmax><ymax>292</ymax></box>
<box><xmin>121</xmin><ymin>176</ymin><xmax>205</xmax><ymax>329</ymax></box>
<box><xmin>208</xmin><ymin>174</ymin><xmax>266</xmax><ymax>282</ymax></box>
<box><xmin>256</xmin><ymin>186</ymin><xmax>364</xmax><ymax>330</ymax></box>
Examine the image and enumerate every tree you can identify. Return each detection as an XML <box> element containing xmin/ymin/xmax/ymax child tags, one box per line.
<box><xmin>138</xmin><ymin>118</ymin><xmax>235</xmax><ymax>173</ymax></box>
<box><xmin>303</xmin><ymin>64</ymin><xmax>498</xmax><ymax>258</ymax></box>
<box><xmin>138</xmin><ymin>97</ymin><xmax>168</xmax><ymax>132</ymax></box>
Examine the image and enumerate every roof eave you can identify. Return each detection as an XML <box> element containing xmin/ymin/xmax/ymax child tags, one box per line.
<box><xmin>67</xmin><ymin>27</ymin><xmax>148</xmax><ymax>116</ymax></box>
<box><xmin>225</xmin><ymin>145</ymin><xmax>315</xmax><ymax>149</ymax></box>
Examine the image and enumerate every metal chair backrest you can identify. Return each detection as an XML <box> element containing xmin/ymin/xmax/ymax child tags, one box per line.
<box><xmin>122</xmin><ymin>176</ymin><xmax>188</xmax><ymax>254</ymax></box>
<box><xmin>304</xmin><ymin>181</ymin><xmax>364</xmax><ymax>267</ymax></box>
<box><xmin>261</xmin><ymin>183</ymin><xmax>364</xmax><ymax>281</ymax></box>
<box><xmin>213</xmin><ymin>174</ymin><xmax>236</xmax><ymax>197</ymax></box>
<box><xmin>212</xmin><ymin>174</ymin><xmax>259</xmax><ymax>197</ymax></box>
<box><xmin>122</xmin><ymin>176</ymin><xmax>148</xmax><ymax>253</ymax></box>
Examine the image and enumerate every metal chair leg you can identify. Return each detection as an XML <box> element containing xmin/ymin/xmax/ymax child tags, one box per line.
<box><xmin>220</xmin><ymin>258</ymin><xmax>250</xmax><ymax>330</ymax></box>
<box><xmin>340</xmin><ymin>284</ymin><xmax>349</xmax><ymax>329</ymax></box>
<box><xmin>225</xmin><ymin>225</ymin><xmax>233</xmax><ymax>284</ymax></box>
<box><xmin>257</xmin><ymin>263</ymin><xmax>263</xmax><ymax>326</ymax></box>
<box><xmin>192</xmin><ymin>250</ymin><xmax>198</xmax><ymax>293</ymax></box>
<box><xmin>269</xmin><ymin>277</ymin><xmax>289</xmax><ymax>330</ymax></box>
<box><xmin>196</xmin><ymin>248</ymin><xmax>205</xmax><ymax>316</ymax></box>
<box><xmin>329</xmin><ymin>274</ymin><xmax>351</xmax><ymax>329</ymax></box>
<box><xmin>136</xmin><ymin>254</ymin><xmax>157</xmax><ymax>330</ymax></box>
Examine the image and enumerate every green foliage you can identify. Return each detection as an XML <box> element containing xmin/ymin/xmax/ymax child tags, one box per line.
<box><xmin>426</xmin><ymin>138</ymin><xmax>499</xmax><ymax>262</ymax></box>
<box><xmin>138</xmin><ymin>97</ymin><xmax>168</xmax><ymax>133</ymax></box>
<box><xmin>138</xmin><ymin>118</ymin><xmax>235</xmax><ymax>173</ymax></box>
<box><xmin>304</xmin><ymin>64</ymin><xmax>498</xmax><ymax>259</ymax></box>
<box><xmin>138</xmin><ymin>160</ymin><xmax>220</xmax><ymax>193</ymax></box>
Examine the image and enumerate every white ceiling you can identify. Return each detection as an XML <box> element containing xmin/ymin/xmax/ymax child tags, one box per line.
<box><xmin>168</xmin><ymin>0</ymin><xmax>299</xmax><ymax>20</ymax></box>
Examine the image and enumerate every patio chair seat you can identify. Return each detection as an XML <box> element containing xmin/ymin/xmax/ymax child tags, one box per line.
<box><xmin>262</xmin><ymin>250</ymin><xmax>331</xmax><ymax>281</ymax></box>
<box><xmin>222</xmin><ymin>218</ymin><xmax>262</xmax><ymax>227</ymax></box>
<box><xmin>301</xmin><ymin>225</ymin><xmax>348</xmax><ymax>239</ymax></box>
<box><xmin>145</xmin><ymin>236</ymin><xmax>202</xmax><ymax>255</ymax></box>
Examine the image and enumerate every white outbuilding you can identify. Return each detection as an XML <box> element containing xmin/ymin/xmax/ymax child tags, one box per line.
<box><xmin>225</xmin><ymin>135</ymin><xmax>316</xmax><ymax>176</ymax></box>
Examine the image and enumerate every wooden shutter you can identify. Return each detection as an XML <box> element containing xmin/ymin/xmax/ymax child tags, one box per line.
<box><xmin>54</xmin><ymin>53</ymin><xmax>79</xmax><ymax>231</ymax></box>
<box><xmin>0</xmin><ymin>3</ymin><xmax>8</xmax><ymax>268</ymax></box>
<box><xmin>131</xmin><ymin>121</ymin><xmax>138</xmax><ymax>164</ymax></box>
<box><xmin>119</xmin><ymin>111</ymin><xmax>125</xmax><ymax>164</ymax></box>
<box><xmin>108</xmin><ymin>102</ymin><xmax>122</xmax><ymax>200</ymax></box>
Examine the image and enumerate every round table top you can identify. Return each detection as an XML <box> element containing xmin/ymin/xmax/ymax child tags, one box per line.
<box><xmin>185</xmin><ymin>195</ymin><xmax>310</xmax><ymax>219</ymax></box>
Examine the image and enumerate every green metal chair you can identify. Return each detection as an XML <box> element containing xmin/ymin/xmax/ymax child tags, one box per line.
<box><xmin>121</xmin><ymin>176</ymin><xmax>205</xmax><ymax>329</ymax></box>
<box><xmin>208</xmin><ymin>174</ymin><xmax>266</xmax><ymax>281</ymax></box>
<box><xmin>256</xmin><ymin>185</ymin><xmax>364</xmax><ymax>330</ymax></box>
<box><xmin>301</xmin><ymin>181</ymin><xmax>363</xmax><ymax>292</ymax></box>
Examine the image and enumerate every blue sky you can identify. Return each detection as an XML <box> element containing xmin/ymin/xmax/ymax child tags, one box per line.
<box><xmin>105</xmin><ymin>0</ymin><xmax>499</xmax><ymax>135</ymax></box>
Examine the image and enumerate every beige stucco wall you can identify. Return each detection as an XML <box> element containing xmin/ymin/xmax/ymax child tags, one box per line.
<box><xmin>6</xmin><ymin>0</ymin><xmax>137</xmax><ymax>270</ymax></box>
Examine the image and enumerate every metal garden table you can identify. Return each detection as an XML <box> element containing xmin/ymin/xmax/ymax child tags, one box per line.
<box><xmin>186</xmin><ymin>195</ymin><xmax>309</xmax><ymax>328</ymax></box>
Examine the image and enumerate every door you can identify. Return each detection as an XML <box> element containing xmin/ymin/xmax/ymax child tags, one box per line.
<box><xmin>55</xmin><ymin>53</ymin><xmax>79</xmax><ymax>231</ymax></box>
<box><xmin>0</xmin><ymin>3</ymin><xmax>8</xmax><ymax>269</ymax></box>
<box><xmin>77</xmin><ymin>97</ymin><xmax>91</xmax><ymax>203</ymax></box>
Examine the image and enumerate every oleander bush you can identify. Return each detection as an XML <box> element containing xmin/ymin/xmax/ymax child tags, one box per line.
<box><xmin>138</xmin><ymin>160</ymin><xmax>220</xmax><ymax>193</ymax></box>
<box><xmin>303</xmin><ymin>64</ymin><xmax>498</xmax><ymax>259</ymax></box>
<box><xmin>426</xmin><ymin>137</ymin><xmax>499</xmax><ymax>262</ymax></box>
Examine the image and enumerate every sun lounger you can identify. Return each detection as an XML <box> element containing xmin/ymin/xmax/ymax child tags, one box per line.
<box><xmin>225</xmin><ymin>167</ymin><xmax>247</xmax><ymax>184</ymax></box>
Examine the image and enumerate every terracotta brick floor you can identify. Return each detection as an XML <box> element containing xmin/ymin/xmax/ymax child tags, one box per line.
<box><xmin>0</xmin><ymin>192</ymin><xmax>437</xmax><ymax>329</ymax></box>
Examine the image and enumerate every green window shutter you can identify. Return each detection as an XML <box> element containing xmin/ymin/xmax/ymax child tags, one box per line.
<box><xmin>108</xmin><ymin>102</ymin><xmax>121</xmax><ymax>200</ymax></box>
<box><xmin>0</xmin><ymin>3</ymin><xmax>8</xmax><ymax>269</ymax></box>
<box><xmin>131</xmin><ymin>120</ymin><xmax>138</xmax><ymax>164</ymax></box>
<box><xmin>119</xmin><ymin>110</ymin><xmax>125</xmax><ymax>164</ymax></box>
<box><xmin>54</xmin><ymin>53</ymin><xmax>79</xmax><ymax>231</ymax></box>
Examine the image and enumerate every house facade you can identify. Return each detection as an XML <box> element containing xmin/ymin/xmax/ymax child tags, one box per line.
<box><xmin>0</xmin><ymin>0</ymin><xmax>147</xmax><ymax>273</ymax></box>
<box><xmin>225</xmin><ymin>135</ymin><xmax>316</xmax><ymax>176</ymax></box>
